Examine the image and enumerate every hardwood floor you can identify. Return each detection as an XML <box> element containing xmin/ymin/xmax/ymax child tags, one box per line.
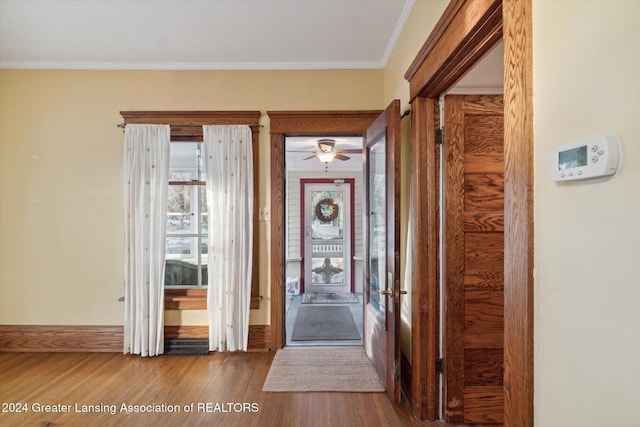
<box><xmin>0</xmin><ymin>351</ymin><xmax>434</xmax><ymax>427</ymax></box>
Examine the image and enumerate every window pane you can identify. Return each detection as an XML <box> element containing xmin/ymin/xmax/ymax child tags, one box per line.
<box><xmin>166</xmin><ymin>237</ymin><xmax>195</xmax><ymax>256</ymax></box>
<box><xmin>165</xmin><ymin>238</ymin><xmax>197</xmax><ymax>285</ymax></box>
<box><xmin>170</xmin><ymin>171</ymin><xmax>192</xmax><ymax>181</ymax></box>
<box><xmin>169</xmin><ymin>142</ymin><xmax>204</xmax><ymax>180</ymax></box>
<box><xmin>165</xmin><ymin>259</ymin><xmax>199</xmax><ymax>286</ymax></box>
<box><xmin>165</xmin><ymin>237</ymin><xmax>207</xmax><ymax>287</ymax></box>
<box><xmin>201</xmin><ymin>237</ymin><xmax>208</xmax><ymax>255</ymax></box>
<box><xmin>200</xmin><ymin>186</ymin><xmax>208</xmax><ymax>233</ymax></box>
<box><xmin>167</xmin><ymin>185</ymin><xmax>193</xmax><ymax>233</ymax></box>
<box><xmin>368</xmin><ymin>137</ymin><xmax>386</xmax><ymax>313</ymax></box>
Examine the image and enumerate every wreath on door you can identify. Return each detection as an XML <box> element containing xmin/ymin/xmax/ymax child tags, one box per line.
<box><xmin>315</xmin><ymin>198</ymin><xmax>339</xmax><ymax>223</ymax></box>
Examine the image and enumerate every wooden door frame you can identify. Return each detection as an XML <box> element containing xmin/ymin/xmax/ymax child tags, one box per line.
<box><xmin>268</xmin><ymin>110</ymin><xmax>382</xmax><ymax>351</ymax></box>
<box><xmin>405</xmin><ymin>0</ymin><xmax>533</xmax><ymax>425</ymax></box>
<box><xmin>299</xmin><ymin>178</ymin><xmax>356</xmax><ymax>294</ymax></box>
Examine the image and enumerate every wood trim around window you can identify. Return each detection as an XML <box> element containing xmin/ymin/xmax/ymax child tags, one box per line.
<box><xmin>120</xmin><ymin>110</ymin><xmax>262</xmax><ymax>309</ymax></box>
<box><xmin>404</xmin><ymin>0</ymin><xmax>533</xmax><ymax>425</ymax></box>
<box><xmin>267</xmin><ymin>110</ymin><xmax>382</xmax><ymax>351</ymax></box>
<box><xmin>164</xmin><ymin>289</ymin><xmax>207</xmax><ymax>310</ymax></box>
<box><xmin>121</xmin><ymin>110</ymin><xmax>261</xmax><ymax>125</ymax></box>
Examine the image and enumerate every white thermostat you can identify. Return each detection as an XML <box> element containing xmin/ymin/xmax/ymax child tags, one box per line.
<box><xmin>551</xmin><ymin>134</ymin><xmax>621</xmax><ymax>182</ymax></box>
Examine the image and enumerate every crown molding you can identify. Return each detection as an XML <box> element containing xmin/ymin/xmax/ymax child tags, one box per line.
<box><xmin>0</xmin><ymin>60</ymin><xmax>386</xmax><ymax>71</ymax></box>
<box><xmin>380</xmin><ymin>0</ymin><xmax>416</xmax><ymax>67</ymax></box>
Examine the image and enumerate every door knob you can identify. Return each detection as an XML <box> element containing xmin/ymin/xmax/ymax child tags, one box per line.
<box><xmin>378</xmin><ymin>289</ymin><xmax>393</xmax><ymax>296</ymax></box>
<box><xmin>399</xmin><ymin>289</ymin><xmax>408</xmax><ymax>295</ymax></box>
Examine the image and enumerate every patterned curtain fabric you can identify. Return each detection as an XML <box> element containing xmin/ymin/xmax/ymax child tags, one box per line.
<box><xmin>203</xmin><ymin>125</ymin><xmax>254</xmax><ymax>351</ymax></box>
<box><xmin>123</xmin><ymin>124</ymin><xmax>170</xmax><ymax>357</ymax></box>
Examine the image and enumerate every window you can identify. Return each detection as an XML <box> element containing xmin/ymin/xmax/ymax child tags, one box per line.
<box><xmin>119</xmin><ymin>111</ymin><xmax>262</xmax><ymax>309</ymax></box>
<box><xmin>165</xmin><ymin>142</ymin><xmax>208</xmax><ymax>287</ymax></box>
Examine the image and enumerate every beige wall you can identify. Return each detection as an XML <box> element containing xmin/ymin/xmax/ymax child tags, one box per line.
<box><xmin>383</xmin><ymin>0</ymin><xmax>448</xmax><ymax>358</ymax></box>
<box><xmin>384</xmin><ymin>0</ymin><xmax>448</xmax><ymax>110</ymax></box>
<box><xmin>0</xmin><ymin>69</ymin><xmax>384</xmax><ymax>325</ymax></box>
<box><xmin>533</xmin><ymin>1</ymin><xmax>640</xmax><ymax>426</ymax></box>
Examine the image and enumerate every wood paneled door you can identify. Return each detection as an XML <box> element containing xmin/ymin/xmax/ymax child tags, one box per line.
<box><xmin>363</xmin><ymin>100</ymin><xmax>402</xmax><ymax>403</ymax></box>
<box><xmin>443</xmin><ymin>94</ymin><xmax>505</xmax><ymax>423</ymax></box>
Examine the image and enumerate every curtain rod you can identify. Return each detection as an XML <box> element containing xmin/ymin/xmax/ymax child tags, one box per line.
<box><xmin>117</xmin><ymin>123</ymin><xmax>263</xmax><ymax>129</ymax></box>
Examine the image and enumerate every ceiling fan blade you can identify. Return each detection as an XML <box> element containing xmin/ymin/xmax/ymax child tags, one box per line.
<box><xmin>336</xmin><ymin>149</ymin><xmax>362</xmax><ymax>154</ymax></box>
<box><xmin>335</xmin><ymin>153</ymin><xmax>350</xmax><ymax>161</ymax></box>
<box><xmin>302</xmin><ymin>154</ymin><xmax>317</xmax><ymax>160</ymax></box>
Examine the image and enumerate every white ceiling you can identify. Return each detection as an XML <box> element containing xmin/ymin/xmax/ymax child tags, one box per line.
<box><xmin>0</xmin><ymin>0</ymin><xmax>414</xmax><ymax>70</ymax></box>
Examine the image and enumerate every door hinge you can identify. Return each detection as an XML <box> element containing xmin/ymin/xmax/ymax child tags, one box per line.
<box><xmin>436</xmin><ymin>357</ymin><xmax>444</xmax><ymax>374</ymax></box>
<box><xmin>435</xmin><ymin>128</ymin><xmax>444</xmax><ymax>145</ymax></box>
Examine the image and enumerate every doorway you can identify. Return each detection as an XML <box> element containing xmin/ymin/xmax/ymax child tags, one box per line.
<box><xmin>267</xmin><ymin>110</ymin><xmax>382</xmax><ymax>351</ymax></box>
<box><xmin>283</xmin><ymin>136</ymin><xmax>364</xmax><ymax>346</ymax></box>
<box><xmin>404</xmin><ymin>0</ymin><xmax>533</xmax><ymax>424</ymax></box>
<box><xmin>271</xmin><ymin>106</ymin><xmax>403</xmax><ymax>402</ymax></box>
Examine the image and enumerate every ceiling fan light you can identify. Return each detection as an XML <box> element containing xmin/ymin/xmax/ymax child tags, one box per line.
<box><xmin>317</xmin><ymin>151</ymin><xmax>336</xmax><ymax>163</ymax></box>
<box><xmin>318</xmin><ymin>139</ymin><xmax>336</xmax><ymax>153</ymax></box>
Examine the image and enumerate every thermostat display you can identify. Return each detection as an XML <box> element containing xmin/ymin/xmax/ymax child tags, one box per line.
<box><xmin>551</xmin><ymin>135</ymin><xmax>621</xmax><ymax>182</ymax></box>
<box><xmin>558</xmin><ymin>146</ymin><xmax>587</xmax><ymax>170</ymax></box>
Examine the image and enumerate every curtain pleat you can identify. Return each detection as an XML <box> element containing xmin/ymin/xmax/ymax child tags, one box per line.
<box><xmin>203</xmin><ymin>125</ymin><xmax>253</xmax><ymax>351</ymax></box>
<box><xmin>123</xmin><ymin>124</ymin><xmax>170</xmax><ymax>357</ymax></box>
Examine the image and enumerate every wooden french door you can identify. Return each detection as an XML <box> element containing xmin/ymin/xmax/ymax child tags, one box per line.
<box><xmin>363</xmin><ymin>100</ymin><xmax>401</xmax><ymax>402</ymax></box>
<box><xmin>443</xmin><ymin>94</ymin><xmax>505</xmax><ymax>423</ymax></box>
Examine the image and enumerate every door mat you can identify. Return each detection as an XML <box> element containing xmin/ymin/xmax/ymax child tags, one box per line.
<box><xmin>291</xmin><ymin>306</ymin><xmax>360</xmax><ymax>341</ymax></box>
<box><xmin>301</xmin><ymin>292</ymin><xmax>359</xmax><ymax>304</ymax></box>
<box><xmin>262</xmin><ymin>347</ymin><xmax>384</xmax><ymax>392</ymax></box>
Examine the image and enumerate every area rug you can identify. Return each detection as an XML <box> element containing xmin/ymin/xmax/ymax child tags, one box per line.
<box><xmin>262</xmin><ymin>347</ymin><xmax>384</xmax><ymax>392</ymax></box>
<box><xmin>301</xmin><ymin>292</ymin><xmax>359</xmax><ymax>304</ymax></box>
<box><xmin>291</xmin><ymin>306</ymin><xmax>360</xmax><ymax>341</ymax></box>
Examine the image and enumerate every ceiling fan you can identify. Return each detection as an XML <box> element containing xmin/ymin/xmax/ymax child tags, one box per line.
<box><xmin>302</xmin><ymin>139</ymin><xmax>362</xmax><ymax>164</ymax></box>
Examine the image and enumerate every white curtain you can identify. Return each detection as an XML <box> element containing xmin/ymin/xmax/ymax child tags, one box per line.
<box><xmin>203</xmin><ymin>125</ymin><xmax>254</xmax><ymax>352</ymax></box>
<box><xmin>123</xmin><ymin>124</ymin><xmax>170</xmax><ymax>357</ymax></box>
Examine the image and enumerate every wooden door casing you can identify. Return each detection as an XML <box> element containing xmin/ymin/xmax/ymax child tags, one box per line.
<box><xmin>443</xmin><ymin>95</ymin><xmax>505</xmax><ymax>424</ymax></box>
<box><xmin>405</xmin><ymin>1</ymin><xmax>534</xmax><ymax>424</ymax></box>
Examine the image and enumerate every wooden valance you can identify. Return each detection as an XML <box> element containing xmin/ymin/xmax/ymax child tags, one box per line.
<box><xmin>120</xmin><ymin>110</ymin><xmax>261</xmax><ymax>141</ymax></box>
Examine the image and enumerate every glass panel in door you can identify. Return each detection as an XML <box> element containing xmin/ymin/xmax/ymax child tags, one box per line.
<box><xmin>368</xmin><ymin>137</ymin><xmax>386</xmax><ymax>313</ymax></box>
